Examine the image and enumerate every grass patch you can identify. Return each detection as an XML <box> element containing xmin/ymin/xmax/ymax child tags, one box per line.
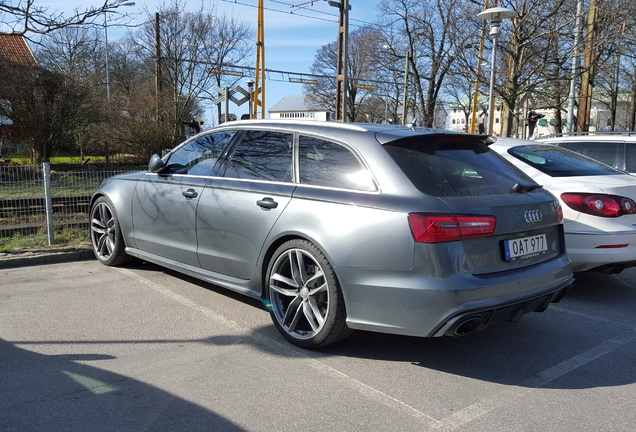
<box><xmin>8</xmin><ymin>155</ymin><xmax>108</xmax><ymax>165</ymax></box>
<box><xmin>0</xmin><ymin>229</ymin><xmax>90</xmax><ymax>253</ymax></box>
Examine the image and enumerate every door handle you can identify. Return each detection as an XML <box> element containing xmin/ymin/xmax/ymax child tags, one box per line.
<box><xmin>257</xmin><ymin>197</ymin><xmax>278</xmax><ymax>209</ymax></box>
<box><xmin>182</xmin><ymin>188</ymin><xmax>198</xmax><ymax>199</ymax></box>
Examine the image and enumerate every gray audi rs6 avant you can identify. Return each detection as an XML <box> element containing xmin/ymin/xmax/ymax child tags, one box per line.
<box><xmin>90</xmin><ymin>120</ymin><xmax>574</xmax><ymax>348</ymax></box>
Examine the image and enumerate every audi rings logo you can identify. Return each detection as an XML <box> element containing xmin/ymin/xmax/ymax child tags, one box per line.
<box><xmin>524</xmin><ymin>209</ymin><xmax>543</xmax><ymax>223</ymax></box>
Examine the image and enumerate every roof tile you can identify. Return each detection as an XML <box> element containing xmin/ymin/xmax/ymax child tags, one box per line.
<box><xmin>0</xmin><ymin>35</ymin><xmax>37</xmax><ymax>67</ymax></box>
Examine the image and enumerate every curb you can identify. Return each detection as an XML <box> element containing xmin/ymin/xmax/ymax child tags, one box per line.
<box><xmin>0</xmin><ymin>248</ymin><xmax>95</xmax><ymax>269</ymax></box>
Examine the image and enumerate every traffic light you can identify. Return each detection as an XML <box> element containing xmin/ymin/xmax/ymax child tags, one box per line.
<box><xmin>527</xmin><ymin>111</ymin><xmax>544</xmax><ymax>137</ymax></box>
<box><xmin>182</xmin><ymin>117</ymin><xmax>205</xmax><ymax>134</ymax></box>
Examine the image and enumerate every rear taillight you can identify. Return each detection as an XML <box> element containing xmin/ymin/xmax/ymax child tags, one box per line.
<box><xmin>555</xmin><ymin>202</ymin><xmax>564</xmax><ymax>223</ymax></box>
<box><xmin>408</xmin><ymin>213</ymin><xmax>496</xmax><ymax>243</ymax></box>
<box><xmin>560</xmin><ymin>193</ymin><xmax>636</xmax><ymax>218</ymax></box>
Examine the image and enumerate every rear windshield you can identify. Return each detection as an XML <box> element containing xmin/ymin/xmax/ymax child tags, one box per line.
<box><xmin>508</xmin><ymin>144</ymin><xmax>624</xmax><ymax>177</ymax></box>
<box><xmin>384</xmin><ymin>136</ymin><xmax>538</xmax><ymax>197</ymax></box>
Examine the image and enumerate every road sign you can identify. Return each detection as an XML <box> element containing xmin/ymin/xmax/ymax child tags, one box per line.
<box><xmin>290</xmin><ymin>78</ymin><xmax>319</xmax><ymax>85</ymax></box>
<box><xmin>208</xmin><ymin>68</ymin><xmax>245</xmax><ymax>77</ymax></box>
<box><xmin>354</xmin><ymin>83</ymin><xmax>378</xmax><ymax>90</ymax></box>
<box><xmin>230</xmin><ymin>86</ymin><xmax>250</xmax><ymax>106</ymax></box>
<box><xmin>213</xmin><ymin>86</ymin><xmax>226</xmax><ymax>105</ymax></box>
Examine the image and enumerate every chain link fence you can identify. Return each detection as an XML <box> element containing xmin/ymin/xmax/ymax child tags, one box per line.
<box><xmin>0</xmin><ymin>163</ymin><xmax>139</xmax><ymax>247</ymax></box>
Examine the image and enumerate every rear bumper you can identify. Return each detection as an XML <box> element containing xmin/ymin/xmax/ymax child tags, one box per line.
<box><xmin>429</xmin><ymin>280</ymin><xmax>572</xmax><ymax>337</ymax></box>
<box><xmin>565</xmin><ymin>231</ymin><xmax>636</xmax><ymax>273</ymax></box>
<box><xmin>339</xmin><ymin>254</ymin><xmax>573</xmax><ymax>338</ymax></box>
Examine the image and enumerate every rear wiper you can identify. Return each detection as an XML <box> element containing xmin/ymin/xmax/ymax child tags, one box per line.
<box><xmin>511</xmin><ymin>182</ymin><xmax>543</xmax><ymax>193</ymax></box>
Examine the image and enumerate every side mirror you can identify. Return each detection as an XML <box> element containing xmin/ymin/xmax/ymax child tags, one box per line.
<box><xmin>148</xmin><ymin>154</ymin><xmax>167</xmax><ymax>173</ymax></box>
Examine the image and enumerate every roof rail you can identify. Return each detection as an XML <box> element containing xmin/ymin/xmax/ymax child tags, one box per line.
<box><xmin>543</xmin><ymin>130</ymin><xmax>636</xmax><ymax>138</ymax></box>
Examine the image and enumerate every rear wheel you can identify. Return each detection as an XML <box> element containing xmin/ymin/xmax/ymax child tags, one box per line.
<box><xmin>89</xmin><ymin>196</ymin><xmax>131</xmax><ymax>266</ymax></box>
<box><xmin>265</xmin><ymin>239</ymin><xmax>352</xmax><ymax>348</ymax></box>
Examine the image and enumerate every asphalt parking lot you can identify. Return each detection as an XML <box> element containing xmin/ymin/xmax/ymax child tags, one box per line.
<box><xmin>2</xmin><ymin>257</ymin><xmax>636</xmax><ymax>431</ymax></box>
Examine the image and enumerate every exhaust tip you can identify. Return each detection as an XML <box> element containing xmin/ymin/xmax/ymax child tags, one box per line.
<box><xmin>453</xmin><ymin>316</ymin><xmax>484</xmax><ymax>336</ymax></box>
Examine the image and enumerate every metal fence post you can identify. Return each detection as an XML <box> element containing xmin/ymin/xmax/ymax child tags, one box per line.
<box><xmin>43</xmin><ymin>162</ymin><xmax>54</xmax><ymax>245</ymax></box>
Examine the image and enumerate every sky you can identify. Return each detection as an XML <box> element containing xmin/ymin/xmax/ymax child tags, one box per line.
<box><xmin>35</xmin><ymin>0</ymin><xmax>385</xmax><ymax>122</ymax></box>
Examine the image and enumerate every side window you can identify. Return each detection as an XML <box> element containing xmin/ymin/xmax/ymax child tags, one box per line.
<box><xmin>224</xmin><ymin>130</ymin><xmax>294</xmax><ymax>182</ymax></box>
<box><xmin>165</xmin><ymin>130</ymin><xmax>235</xmax><ymax>176</ymax></box>
<box><xmin>560</xmin><ymin>141</ymin><xmax>622</xmax><ymax>170</ymax></box>
<box><xmin>299</xmin><ymin>135</ymin><xmax>375</xmax><ymax>191</ymax></box>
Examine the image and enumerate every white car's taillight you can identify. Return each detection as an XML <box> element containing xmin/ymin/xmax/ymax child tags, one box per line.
<box><xmin>561</xmin><ymin>193</ymin><xmax>636</xmax><ymax>218</ymax></box>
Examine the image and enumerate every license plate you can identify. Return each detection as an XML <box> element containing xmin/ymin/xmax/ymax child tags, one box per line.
<box><xmin>504</xmin><ymin>234</ymin><xmax>548</xmax><ymax>261</ymax></box>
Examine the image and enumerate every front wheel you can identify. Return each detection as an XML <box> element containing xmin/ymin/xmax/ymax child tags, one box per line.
<box><xmin>89</xmin><ymin>196</ymin><xmax>131</xmax><ymax>266</ymax></box>
<box><xmin>265</xmin><ymin>239</ymin><xmax>352</xmax><ymax>349</ymax></box>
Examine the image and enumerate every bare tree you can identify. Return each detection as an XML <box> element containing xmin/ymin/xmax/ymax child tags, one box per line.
<box><xmin>583</xmin><ymin>0</ymin><xmax>636</xmax><ymax>131</ymax></box>
<box><xmin>378</xmin><ymin>0</ymin><xmax>472</xmax><ymax>127</ymax></box>
<box><xmin>442</xmin><ymin>69</ymin><xmax>478</xmax><ymax>131</ymax></box>
<box><xmin>304</xmin><ymin>26</ymin><xmax>385</xmax><ymax>122</ymax></box>
<box><xmin>0</xmin><ymin>0</ymin><xmax>137</xmax><ymax>37</ymax></box>
<box><xmin>0</xmin><ymin>61</ymin><xmax>100</xmax><ymax>163</ymax></box>
<box><xmin>133</xmin><ymin>0</ymin><xmax>251</xmax><ymax>140</ymax></box>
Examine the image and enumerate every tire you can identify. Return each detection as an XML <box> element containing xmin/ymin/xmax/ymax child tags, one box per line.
<box><xmin>89</xmin><ymin>196</ymin><xmax>131</xmax><ymax>266</ymax></box>
<box><xmin>265</xmin><ymin>239</ymin><xmax>353</xmax><ymax>349</ymax></box>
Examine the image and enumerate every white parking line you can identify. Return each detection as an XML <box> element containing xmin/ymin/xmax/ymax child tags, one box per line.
<box><xmin>114</xmin><ymin>267</ymin><xmax>246</xmax><ymax>333</ymax></box>
<box><xmin>115</xmin><ymin>266</ymin><xmax>443</xmax><ymax>428</ymax></box>
<box><xmin>436</xmin><ymin>328</ymin><xmax>636</xmax><ymax>431</ymax></box>
<box><xmin>116</xmin><ymin>267</ymin><xmax>635</xmax><ymax>431</ymax></box>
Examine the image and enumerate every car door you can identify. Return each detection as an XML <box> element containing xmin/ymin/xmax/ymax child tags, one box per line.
<box><xmin>131</xmin><ymin>130</ymin><xmax>236</xmax><ymax>266</ymax></box>
<box><xmin>195</xmin><ymin>129</ymin><xmax>295</xmax><ymax>280</ymax></box>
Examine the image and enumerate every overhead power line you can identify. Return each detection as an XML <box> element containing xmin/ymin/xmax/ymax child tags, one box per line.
<box><xmin>219</xmin><ymin>0</ymin><xmax>375</xmax><ymax>28</ymax></box>
<box><xmin>178</xmin><ymin>58</ymin><xmax>400</xmax><ymax>86</ymax></box>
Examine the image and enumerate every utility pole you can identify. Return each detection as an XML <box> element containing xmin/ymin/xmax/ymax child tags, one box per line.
<box><xmin>155</xmin><ymin>12</ymin><xmax>161</xmax><ymax>118</ymax></box>
<box><xmin>253</xmin><ymin>0</ymin><xmax>265</xmax><ymax>119</ymax></box>
<box><xmin>577</xmin><ymin>0</ymin><xmax>599</xmax><ymax>132</ymax></box>
<box><xmin>470</xmin><ymin>0</ymin><xmax>489</xmax><ymax>134</ymax></box>
<box><xmin>329</xmin><ymin>0</ymin><xmax>350</xmax><ymax>122</ymax></box>
<box><xmin>566</xmin><ymin>0</ymin><xmax>583</xmax><ymax>133</ymax></box>
<box><xmin>401</xmin><ymin>52</ymin><xmax>409</xmax><ymax>125</ymax></box>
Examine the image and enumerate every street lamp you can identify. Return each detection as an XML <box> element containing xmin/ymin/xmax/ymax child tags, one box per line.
<box><xmin>245</xmin><ymin>79</ymin><xmax>255</xmax><ymax>119</ymax></box>
<box><xmin>477</xmin><ymin>6</ymin><xmax>516</xmax><ymax>135</ymax></box>
<box><xmin>104</xmin><ymin>2</ymin><xmax>136</xmax><ymax>109</ymax></box>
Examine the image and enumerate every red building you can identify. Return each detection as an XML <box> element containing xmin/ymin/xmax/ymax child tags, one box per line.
<box><xmin>0</xmin><ymin>34</ymin><xmax>38</xmax><ymax>143</ymax></box>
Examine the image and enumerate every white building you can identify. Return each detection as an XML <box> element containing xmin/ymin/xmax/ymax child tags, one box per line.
<box><xmin>447</xmin><ymin>91</ymin><xmax>634</xmax><ymax>138</ymax></box>
<box><xmin>268</xmin><ymin>95</ymin><xmax>332</xmax><ymax>121</ymax></box>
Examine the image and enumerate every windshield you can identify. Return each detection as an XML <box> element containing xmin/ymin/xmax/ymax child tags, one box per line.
<box><xmin>508</xmin><ymin>145</ymin><xmax>625</xmax><ymax>177</ymax></box>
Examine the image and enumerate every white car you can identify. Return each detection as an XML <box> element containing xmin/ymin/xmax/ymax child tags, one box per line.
<box><xmin>491</xmin><ymin>138</ymin><xmax>636</xmax><ymax>274</ymax></box>
<box><xmin>538</xmin><ymin>134</ymin><xmax>636</xmax><ymax>175</ymax></box>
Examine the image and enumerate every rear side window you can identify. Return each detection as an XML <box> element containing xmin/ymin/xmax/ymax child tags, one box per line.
<box><xmin>559</xmin><ymin>141</ymin><xmax>623</xmax><ymax>170</ymax></box>
<box><xmin>625</xmin><ymin>143</ymin><xmax>636</xmax><ymax>172</ymax></box>
<box><xmin>384</xmin><ymin>136</ymin><xmax>536</xmax><ymax>197</ymax></box>
<box><xmin>299</xmin><ymin>135</ymin><xmax>375</xmax><ymax>191</ymax></box>
<box><xmin>507</xmin><ymin>145</ymin><xmax>623</xmax><ymax>177</ymax></box>
<box><xmin>224</xmin><ymin>130</ymin><xmax>294</xmax><ymax>182</ymax></box>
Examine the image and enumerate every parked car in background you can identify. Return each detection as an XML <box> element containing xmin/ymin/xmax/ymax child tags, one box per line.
<box><xmin>538</xmin><ymin>133</ymin><xmax>636</xmax><ymax>175</ymax></box>
<box><xmin>90</xmin><ymin>121</ymin><xmax>573</xmax><ymax>348</ymax></box>
<box><xmin>491</xmin><ymin>138</ymin><xmax>636</xmax><ymax>274</ymax></box>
